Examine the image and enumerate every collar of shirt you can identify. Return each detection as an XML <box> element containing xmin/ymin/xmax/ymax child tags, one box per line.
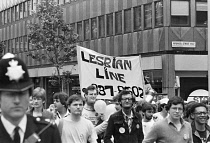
<box><xmin>166</xmin><ymin>116</ymin><xmax>185</xmax><ymax>125</ymax></box>
<box><xmin>57</xmin><ymin>110</ymin><xmax>70</xmax><ymax>119</ymax></box>
<box><xmin>1</xmin><ymin>115</ymin><xmax>27</xmax><ymax>143</ymax></box>
<box><xmin>122</xmin><ymin>110</ymin><xmax>133</xmax><ymax>120</ymax></box>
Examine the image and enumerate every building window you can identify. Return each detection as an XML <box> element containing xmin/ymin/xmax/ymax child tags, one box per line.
<box><xmin>24</xmin><ymin>1</ymin><xmax>28</xmax><ymax>17</ymax></box>
<box><xmin>115</xmin><ymin>11</ymin><xmax>122</xmax><ymax>35</ymax></box>
<box><xmin>196</xmin><ymin>0</ymin><xmax>207</xmax><ymax>26</ymax></box>
<box><xmin>11</xmin><ymin>39</ymin><xmax>15</xmax><ymax>53</ymax></box>
<box><xmin>171</xmin><ymin>0</ymin><xmax>190</xmax><ymax>26</ymax></box>
<box><xmin>99</xmin><ymin>16</ymin><xmax>105</xmax><ymax>38</ymax></box>
<box><xmin>106</xmin><ymin>13</ymin><xmax>113</xmax><ymax>36</ymax></box>
<box><xmin>24</xmin><ymin>36</ymin><xmax>27</xmax><ymax>51</ymax></box>
<box><xmin>28</xmin><ymin>0</ymin><xmax>32</xmax><ymax>15</ymax></box>
<box><xmin>7</xmin><ymin>40</ymin><xmax>11</xmax><ymax>52</ymax></box>
<box><xmin>15</xmin><ymin>38</ymin><xmax>19</xmax><ymax>53</ymax></box>
<box><xmin>124</xmin><ymin>9</ymin><xmax>131</xmax><ymax>33</ymax></box>
<box><xmin>19</xmin><ymin>37</ymin><xmax>23</xmax><ymax>52</ymax></box>
<box><xmin>4</xmin><ymin>10</ymin><xmax>7</xmax><ymax>24</ymax></box>
<box><xmin>20</xmin><ymin>3</ymin><xmax>23</xmax><ymax>19</ymax></box>
<box><xmin>7</xmin><ymin>9</ymin><xmax>11</xmax><ymax>23</ymax></box>
<box><xmin>15</xmin><ymin>5</ymin><xmax>19</xmax><ymax>20</ymax></box>
<box><xmin>91</xmin><ymin>18</ymin><xmax>97</xmax><ymax>39</ymax></box>
<box><xmin>84</xmin><ymin>20</ymin><xmax>90</xmax><ymax>40</ymax></box>
<box><xmin>77</xmin><ymin>21</ymin><xmax>82</xmax><ymax>41</ymax></box>
<box><xmin>144</xmin><ymin>3</ymin><xmax>152</xmax><ymax>29</ymax></box>
<box><xmin>11</xmin><ymin>7</ymin><xmax>15</xmax><ymax>22</ymax></box>
<box><xmin>0</xmin><ymin>12</ymin><xmax>2</xmax><ymax>25</ymax></box>
<box><xmin>155</xmin><ymin>0</ymin><xmax>163</xmax><ymax>27</ymax></box>
<box><xmin>134</xmin><ymin>6</ymin><xmax>141</xmax><ymax>31</ymax></box>
<box><xmin>91</xmin><ymin>18</ymin><xmax>98</xmax><ymax>39</ymax></box>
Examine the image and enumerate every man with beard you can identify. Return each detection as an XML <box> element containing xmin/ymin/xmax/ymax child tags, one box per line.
<box><xmin>58</xmin><ymin>94</ymin><xmax>97</xmax><ymax>143</ymax></box>
<box><xmin>143</xmin><ymin>96</ymin><xmax>193</xmax><ymax>143</ymax></box>
<box><xmin>104</xmin><ymin>90</ymin><xmax>144</xmax><ymax>143</ymax></box>
<box><xmin>190</xmin><ymin>102</ymin><xmax>210</xmax><ymax>143</ymax></box>
<box><xmin>141</xmin><ymin>102</ymin><xmax>155</xmax><ymax>136</ymax></box>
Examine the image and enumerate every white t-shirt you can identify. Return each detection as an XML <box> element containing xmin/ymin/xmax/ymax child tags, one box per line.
<box><xmin>82</xmin><ymin>105</ymin><xmax>99</xmax><ymax>126</ymax></box>
<box><xmin>61</xmin><ymin>116</ymin><xmax>97</xmax><ymax>143</ymax></box>
<box><xmin>142</xmin><ymin>119</ymin><xmax>155</xmax><ymax>137</ymax></box>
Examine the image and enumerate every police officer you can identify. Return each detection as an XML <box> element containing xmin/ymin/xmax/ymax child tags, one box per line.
<box><xmin>0</xmin><ymin>53</ymin><xmax>61</xmax><ymax>143</ymax></box>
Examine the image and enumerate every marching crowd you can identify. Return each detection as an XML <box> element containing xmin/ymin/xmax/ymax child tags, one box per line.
<box><xmin>0</xmin><ymin>52</ymin><xmax>210</xmax><ymax>143</ymax></box>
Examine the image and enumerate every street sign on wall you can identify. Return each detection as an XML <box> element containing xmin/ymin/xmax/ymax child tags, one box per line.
<box><xmin>172</xmin><ymin>41</ymin><xmax>196</xmax><ymax>48</ymax></box>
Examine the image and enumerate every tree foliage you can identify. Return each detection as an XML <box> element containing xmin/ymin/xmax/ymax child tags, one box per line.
<box><xmin>28</xmin><ymin>0</ymin><xmax>78</xmax><ymax>91</ymax></box>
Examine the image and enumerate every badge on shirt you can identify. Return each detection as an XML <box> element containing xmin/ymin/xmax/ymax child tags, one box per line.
<box><xmin>183</xmin><ymin>134</ymin><xmax>189</xmax><ymax>140</ymax></box>
<box><xmin>119</xmin><ymin>127</ymin><xmax>125</xmax><ymax>134</ymax></box>
<box><xmin>136</xmin><ymin>124</ymin><xmax>140</xmax><ymax>129</ymax></box>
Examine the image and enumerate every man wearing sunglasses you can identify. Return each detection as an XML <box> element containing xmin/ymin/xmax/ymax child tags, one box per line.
<box><xmin>104</xmin><ymin>90</ymin><xmax>144</xmax><ymax>143</ymax></box>
<box><xmin>190</xmin><ymin>102</ymin><xmax>210</xmax><ymax>143</ymax></box>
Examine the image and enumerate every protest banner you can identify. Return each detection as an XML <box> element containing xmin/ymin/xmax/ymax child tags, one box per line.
<box><xmin>77</xmin><ymin>46</ymin><xmax>144</xmax><ymax>100</ymax></box>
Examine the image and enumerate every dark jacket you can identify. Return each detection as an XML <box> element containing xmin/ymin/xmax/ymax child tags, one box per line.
<box><xmin>27</xmin><ymin>108</ymin><xmax>54</xmax><ymax>120</ymax></box>
<box><xmin>0</xmin><ymin>114</ymin><xmax>61</xmax><ymax>143</ymax></box>
<box><xmin>104</xmin><ymin>109</ymin><xmax>144</xmax><ymax>143</ymax></box>
<box><xmin>191</xmin><ymin>121</ymin><xmax>210</xmax><ymax>143</ymax></box>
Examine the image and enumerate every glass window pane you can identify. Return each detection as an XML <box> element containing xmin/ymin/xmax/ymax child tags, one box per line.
<box><xmin>19</xmin><ymin>37</ymin><xmax>23</xmax><ymax>52</ymax></box>
<box><xmin>171</xmin><ymin>1</ymin><xmax>190</xmax><ymax>26</ymax></box>
<box><xmin>20</xmin><ymin>3</ymin><xmax>23</xmax><ymax>19</ymax></box>
<box><xmin>91</xmin><ymin>18</ymin><xmax>97</xmax><ymax>39</ymax></box>
<box><xmin>4</xmin><ymin>10</ymin><xmax>7</xmax><ymax>24</ymax></box>
<box><xmin>171</xmin><ymin>1</ymin><xmax>189</xmax><ymax>16</ymax></box>
<box><xmin>7</xmin><ymin>9</ymin><xmax>11</xmax><ymax>23</ymax></box>
<box><xmin>28</xmin><ymin>0</ymin><xmax>32</xmax><ymax>15</ymax></box>
<box><xmin>144</xmin><ymin>4</ymin><xmax>152</xmax><ymax>29</ymax></box>
<box><xmin>196</xmin><ymin>0</ymin><xmax>207</xmax><ymax>26</ymax></box>
<box><xmin>11</xmin><ymin>7</ymin><xmax>15</xmax><ymax>22</ymax></box>
<box><xmin>24</xmin><ymin>2</ymin><xmax>27</xmax><ymax>17</ymax></box>
<box><xmin>115</xmin><ymin>11</ymin><xmax>122</xmax><ymax>34</ymax></box>
<box><xmin>77</xmin><ymin>21</ymin><xmax>82</xmax><ymax>41</ymax></box>
<box><xmin>0</xmin><ymin>12</ymin><xmax>2</xmax><ymax>25</ymax></box>
<box><xmin>124</xmin><ymin>9</ymin><xmax>131</xmax><ymax>33</ymax></box>
<box><xmin>107</xmin><ymin>13</ymin><xmax>113</xmax><ymax>36</ymax></box>
<box><xmin>16</xmin><ymin>5</ymin><xmax>19</xmax><ymax>20</ymax></box>
<box><xmin>99</xmin><ymin>16</ymin><xmax>105</xmax><ymax>38</ymax></box>
<box><xmin>15</xmin><ymin>38</ymin><xmax>19</xmax><ymax>53</ymax></box>
<box><xmin>155</xmin><ymin>0</ymin><xmax>163</xmax><ymax>27</ymax></box>
<box><xmin>134</xmin><ymin>6</ymin><xmax>141</xmax><ymax>31</ymax></box>
<box><xmin>84</xmin><ymin>20</ymin><xmax>90</xmax><ymax>40</ymax></box>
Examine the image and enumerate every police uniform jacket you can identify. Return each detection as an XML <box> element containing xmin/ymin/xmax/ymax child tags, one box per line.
<box><xmin>27</xmin><ymin>108</ymin><xmax>54</xmax><ymax>120</ymax></box>
<box><xmin>104</xmin><ymin>109</ymin><xmax>144</xmax><ymax>143</ymax></box>
<box><xmin>0</xmin><ymin>114</ymin><xmax>61</xmax><ymax>143</ymax></box>
<box><xmin>191</xmin><ymin>121</ymin><xmax>210</xmax><ymax>143</ymax></box>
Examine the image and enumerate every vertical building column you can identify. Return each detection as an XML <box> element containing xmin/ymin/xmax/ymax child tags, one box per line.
<box><xmin>162</xmin><ymin>54</ymin><xmax>175</xmax><ymax>98</ymax></box>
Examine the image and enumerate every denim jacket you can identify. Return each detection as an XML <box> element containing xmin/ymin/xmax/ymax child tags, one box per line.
<box><xmin>104</xmin><ymin>109</ymin><xmax>144</xmax><ymax>143</ymax></box>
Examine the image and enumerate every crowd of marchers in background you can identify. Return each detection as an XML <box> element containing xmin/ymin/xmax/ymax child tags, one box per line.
<box><xmin>1</xmin><ymin>52</ymin><xmax>210</xmax><ymax>143</ymax></box>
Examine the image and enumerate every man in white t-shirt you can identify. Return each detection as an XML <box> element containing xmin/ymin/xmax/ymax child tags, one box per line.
<box><xmin>58</xmin><ymin>94</ymin><xmax>97</xmax><ymax>143</ymax></box>
<box><xmin>82</xmin><ymin>85</ymin><xmax>108</xmax><ymax>137</ymax></box>
<box><xmin>141</xmin><ymin>102</ymin><xmax>155</xmax><ymax>136</ymax></box>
